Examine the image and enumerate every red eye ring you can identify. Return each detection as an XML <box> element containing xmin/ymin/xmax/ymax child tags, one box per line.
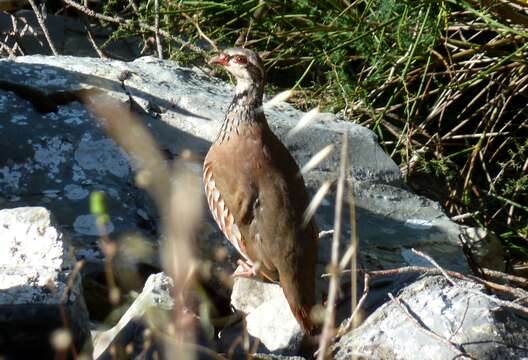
<box><xmin>233</xmin><ymin>55</ymin><xmax>248</xmax><ymax>65</ymax></box>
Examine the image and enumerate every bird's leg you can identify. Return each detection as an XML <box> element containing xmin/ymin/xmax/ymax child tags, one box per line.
<box><xmin>232</xmin><ymin>259</ymin><xmax>257</xmax><ymax>278</ymax></box>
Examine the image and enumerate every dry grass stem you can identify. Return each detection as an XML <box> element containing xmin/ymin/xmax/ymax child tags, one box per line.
<box><xmin>303</xmin><ymin>180</ymin><xmax>332</xmax><ymax>227</ymax></box>
<box><xmin>0</xmin><ymin>40</ymin><xmax>17</xmax><ymax>58</ymax></box>
<box><xmin>347</xmin><ymin>176</ymin><xmax>358</xmax><ymax>338</ymax></box>
<box><xmin>84</xmin><ymin>93</ymin><xmax>198</xmax><ymax>359</ymax></box>
<box><xmin>300</xmin><ymin>144</ymin><xmax>334</xmax><ymax>175</ymax></box>
<box><xmin>317</xmin><ymin>132</ymin><xmax>348</xmax><ymax>360</ymax></box>
<box><xmin>336</xmin><ymin>272</ymin><xmax>369</xmax><ymax>338</ymax></box>
<box><xmin>262</xmin><ymin>89</ymin><xmax>294</xmax><ymax>109</ymax></box>
<box><xmin>287</xmin><ymin>106</ymin><xmax>320</xmax><ymax>138</ymax></box>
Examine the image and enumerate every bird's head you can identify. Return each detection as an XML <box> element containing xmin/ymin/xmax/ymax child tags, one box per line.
<box><xmin>209</xmin><ymin>48</ymin><xmax>265</xmax><ymax>88</ymax></box>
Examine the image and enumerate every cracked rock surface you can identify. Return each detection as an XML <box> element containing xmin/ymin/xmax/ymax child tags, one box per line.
<box><xmin>0</xmin><ymin>55</ymin><xmax>509</xmax><ymax>358</ymax></box>
<box><xmin>0</xmin><ymin>206</ymin><xmax>91</xmax><ymax>358</ymax></box>
<box><xmin>334</xmin><ymin>275</ymin><xmax>528</xmax><ymax>360</ymax></box>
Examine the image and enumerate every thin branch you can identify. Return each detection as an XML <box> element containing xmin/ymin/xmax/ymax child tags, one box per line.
<box><xmin>154</xmin><ymin>0</ymin><xmax>163</xmax><ymax>59</ymax></box>
<box><xmin>182</xmin><ymin>12</ymin><xmax>218</xmax><ymax>52</ymax></box>
<box><xmin>61</xmin><ymin>0</ymin><xmax>204</xmax><ymax>54</ymax></box>
<box><xmin>28</xmin><ymin>0</ymin><xmax>58</xmax><ymax>55</ymax></box>
<box><xmin>84</xmin><ymin>22</ymin><xmax>107</xmax><ymax>59</ymax></box>
<box><xmin>336</xmin><ymin>272</ymin><xmax>369</xmax><ymax>337</ymax></box>
<box><xmin>0</xmin><ymin>40</ymin><xmax>17</xmax><ymax>58</ymax></box>
<box><xmin>482</xmin><ymin>268</ymin><xmax>528</xmax><ymax>288</ymax></box>
<box><xmin>410</xmin><ymin>249</ymin><xmax>457</xmax><ymax>286</ymax></box>
<box><xmin>449</xmin><ymin>297</ymin><xmax>470</xmax><ymax>341</ymax></box>
<box><xmin>327</xmin><ymin>265</ymin><xmax>528</xmax><ymax>307</ymax></box>
<box><xmin>412</xmin><ymin>249</ymin><xmax>528</xmax><ymax>315</ymax></box>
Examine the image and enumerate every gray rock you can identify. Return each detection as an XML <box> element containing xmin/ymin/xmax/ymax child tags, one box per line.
<box><xmin>0</xmin><ymin>55</ymin><xmax>495</xmax><ymax>357</ymax></box>
<box><xmin>334</xmin><ymin>275</ymin><xmax>528</xmax><ymax>360</ymax></box>
<box><xmin>0</xmin><ymin>55</ymin><xmax>475</xmax><ymax>271</ymax></box>
<box><xmin>93</xmin><ymin>272</ymin><xmax>174</xmax><ymax>360</ymax></box>
<box><xmin>0</xmin><ymin>69</ymin><xmax>159</xmax><ymax>269</ymax></box>
<box><xmin>0</xmin><ymin>206</ymin><xmax>91</xmax><ymax>358</ymax></box>
<box><xmin>460</xmin><ymin>226</ymin><xmax>505</xmax><ymax>272</ymax></box>
<box><xmin>253</xmin><ymin>355</ymin><xmax>306</xmax><ymax>360</ymax></box>
<box><xmin>229</xmin><ymin>278</ymin><xmax>303</xmax><ymax>354</ymax></box>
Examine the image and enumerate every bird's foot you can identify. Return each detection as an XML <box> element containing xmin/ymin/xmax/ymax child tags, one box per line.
<box><xmin>232</xmin><ymin>259</ymin><xmax>256</xmax><ymax>278</ymax></box>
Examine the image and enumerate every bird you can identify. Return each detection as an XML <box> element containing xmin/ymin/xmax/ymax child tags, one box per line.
<box><xmin>203</xmin><ymin>48</ymin><xmax>318</xmax><ymax>334</ymax></box>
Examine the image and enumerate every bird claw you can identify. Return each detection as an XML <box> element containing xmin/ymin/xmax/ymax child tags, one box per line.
<box><xmin>232</xmin><ymin>259</ymin><xmax>257</xmax><ymax>278</ymax></box>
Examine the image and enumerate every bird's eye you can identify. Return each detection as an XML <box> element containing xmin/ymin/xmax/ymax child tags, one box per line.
<box><xmin>233</xmin><ymin>55</ymin><xmax>248</xmax><ymax>65</ymax></box>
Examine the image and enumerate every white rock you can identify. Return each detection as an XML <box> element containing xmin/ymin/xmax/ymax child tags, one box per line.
<box><xmin>0</xmin><ymin>207</ymin><xmax>91</xmax><ymax>356</ymax></box>
<box><xmin>231</xmin><ymin>278</ymin><xmax>303</xmax><ymax>354</ymax></box>
<box><xmin>0</xmin><ymin>207</ymin><xmax>70</xmax><ymax>295</ymax></box>
<box><xmin>334</xmin><ymin>275</ymin><xmax>528</xmax><ymax>360</ymax></box>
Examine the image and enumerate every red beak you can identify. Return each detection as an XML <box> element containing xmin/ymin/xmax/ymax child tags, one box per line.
<box><xmin>209</xmin><ymin>53</ymin><xmax>229</xmax><ymax>66</ymax></box>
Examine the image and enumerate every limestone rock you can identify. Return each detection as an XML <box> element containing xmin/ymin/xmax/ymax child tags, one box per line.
<box><xmin>229</xmin><ymin>278</ymin><xmax>303</xmax><ymax>354</ymax></box>
<box><xmin>0</xmin><ymin>55</ymin><xmax>498</xmax><ymax>358</ymax></box>
<box><xmin>0</xmin><ymin>67</ymin><xmax>159</xmax><ymax>269</ymax></box>
<box><xmin>334</xmin><ymin>275</ymin><xmax>528</xmax><ymax>360</ymax></box>
<box><xmin>0</xmin><ymin>206</ymin><xmax>91</xmax><ymax>358</ymax></box>
<box><xmin>0</xmin><ymin>55</ymin><xmax>474</xmax><ymax>274</ymax></box>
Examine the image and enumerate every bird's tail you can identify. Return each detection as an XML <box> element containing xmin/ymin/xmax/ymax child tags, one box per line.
<box><xmin>279</xmin><ymin>269</ymin><xmax>316</xmax><ymax>335</ymax></box>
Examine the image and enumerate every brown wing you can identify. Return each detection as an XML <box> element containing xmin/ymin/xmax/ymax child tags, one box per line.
<box><xmin>203</xmin><ymin>134</ymin><xmax>279</xmax><ymax>280</ymax></box>
<box><xmin>203</xmin><ymin>158</ymin><xmax>249</xmax><ymax>261</ymax></box>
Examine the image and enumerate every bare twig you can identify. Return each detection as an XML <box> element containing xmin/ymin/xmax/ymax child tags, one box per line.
<box><xmin>84</xmin><ymin>93</ymin><xmax>199</xmax><ymax>359</ymax></box>
<box><xmin>84</xmin><ymin>23</ymin><xmax>107</xmax><ymax>59</ymax></box>
<box><xmin>61</xmin><ymin>0</ymin><xmax>204</xmax><ymax>54</ymax></box>
<box><xmin>412</xmin><ymin>249</ymin><xmax>528</xmax><ymax>315</ymax></box>
<box><xmin>449</xmin><ymin>296</ymin><xmax>470</xmax><ymax>341</ymax></box>
<box><xmin>482</xmin><ymin>268</ymin><xmax>528</xmax><ymax>288</ymax></box>
<box><xmin>327</xmin><ymin>264</ymin><xmax>528</xmax><ymax>307</ymax></box>
<box><xmin>154</xmin><ymin>0</ymin><xmax>163</xmax><ymax>59</ymax></box>
<box><xmin>28</xmin><ymin>0</ymin><xmax>58</xmax><ymax>55</ymax></box>
<box><xmin>317</xmin><ymin>132</ymin><xmax>348</xmax><ymax>360</ymax></box>
<box><xmin>410</xmin><ymin>249</ymin><xmax>457</xmax><ymax>286</ymax></box>
<box><xmin>336</xmin><ymin>272</ymin><xmax>369</xmax><ymax>337</ymax></box>
<box><xmin>49</xmin><ymin>260</ymin><xmax>84</xmax><ymax>360</ymax></box>
<box><xmin>0</xmin><ymin>40</ymin><xmax>17</xmax><ymax>58</ymax></box>
<box><xmin>182</xmin><ymin>13</ymin><xmax>218</xmax><ymax>52</ymax></box>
